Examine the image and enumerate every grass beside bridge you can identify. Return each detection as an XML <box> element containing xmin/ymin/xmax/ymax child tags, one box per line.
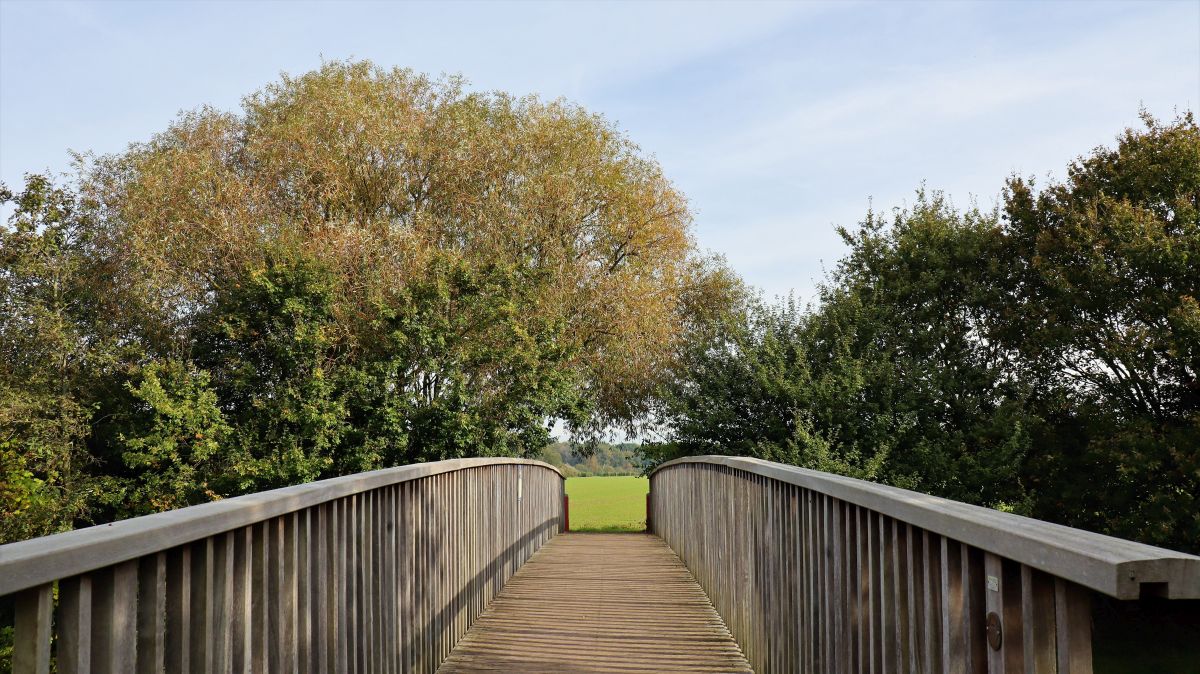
<box><xmin>565</xmin><ymin>476</ymin><xmax>648</xmax><ymax>532</ymax></box>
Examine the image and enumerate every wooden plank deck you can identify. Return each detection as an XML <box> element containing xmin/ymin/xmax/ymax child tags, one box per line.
<box><xmin>437</xmin><ymin>533</ymin><xmax>753</xmax><ymax>673</ymax></box>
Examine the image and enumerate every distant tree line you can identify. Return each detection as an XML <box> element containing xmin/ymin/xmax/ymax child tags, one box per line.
<box><xmin>647</xmin><ymin>112</ymin><xmax>1200</xmax><ymax>553</ymax></box>
<box><xmin>539</xmin><ymin>441</ymin><xmax>643</xmax><ymax>476</ymax></box>
<box><xmin>0</xmin><ymin>60</ymin><xmax>733</xmax><ymax>544</ymax></box>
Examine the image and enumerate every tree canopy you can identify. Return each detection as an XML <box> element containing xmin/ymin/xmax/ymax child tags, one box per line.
<box><xmin>651</xmin><ymin>112</ymin><xmax>1200</xmax><ymax>552</ymax></box>
<box><xmin>0</xmin><ymin>61</ymin><xmax>733</xmax><ymax>541</ymax></box>
<box><xmin>1</xmin><ymin>60</ymin><xmax>1195</xmax><ymax>558</ymax></box>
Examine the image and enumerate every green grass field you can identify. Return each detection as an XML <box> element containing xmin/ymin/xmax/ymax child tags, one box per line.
<box><xmin>565</xmin><ymin>476</ymin><xmax>648</xmax><ymax>532</ymax></box>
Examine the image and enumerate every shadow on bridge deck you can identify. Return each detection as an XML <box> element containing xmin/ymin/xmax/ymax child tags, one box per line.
<box><xmin>437</xmin><ymin>532</ymin><xmax>752</xmax><ymax>673</ymax></box>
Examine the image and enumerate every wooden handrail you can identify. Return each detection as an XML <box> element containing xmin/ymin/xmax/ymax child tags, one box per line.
<box><xmin>2</xmin><ymin>458</ymin><xmax>565</xmax><ymax>673</ymax></box>
<box><xmin>651</xmin><ymin>456</ymin><xmax>1200</xmax><ymax>600</ymax></box>
<box><xmin>0</xmin><ymin>457</ymin><xmax>561</xmax><ymax>596</ymax></box>
<box><xmin>649</xmin><ymin>456</ymin><xmax>1200</xmax><ymax>674</ymax></box>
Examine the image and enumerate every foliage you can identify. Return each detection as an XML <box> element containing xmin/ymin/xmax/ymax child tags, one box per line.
<box><xmin>542</xmin><ymin>441</ymin><xmax>643</xmax><ymax>476</ymax></box>
<box><xmin>0</xmin><ymin>60</ymin><xmax>728</xmax><ymax>543</ymax></box>
<box><xmin>0</xmin><ymin>176</ymin><xmax>96</xmax><ymax>541</ymax></box>
<box><xmin>192</xmin><ymin>251</ymin><xmax>348</xmax><ymax>492</ymax></box>
<box><xmin>97</xmin><ymin>360</ymin><xmax>231</xmax><ymax>517</ymax></box>
<box><xmin>1002</xmin><ymin>111</ymin><xmax>1200</xmax><ymax>548</ymax></box>
<box><xmin>654</xmin><ymin>112</ymin><xmax>1199</xmax><ymax>550</ymax></box>
<box><xmin>82</xmin><ymin>59</ymin><xmax>724</xmax><ymax>437</ymax></box>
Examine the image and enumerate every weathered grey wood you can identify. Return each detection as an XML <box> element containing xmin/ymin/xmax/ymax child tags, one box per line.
<box><xmin>230</xmin><ymin>528</ymin><xmax>250</xmax><ymax>673</ymax></box>
<box><xmin>2</xmin><ymin>460</ymin><xmax>559</xmax><ymax>674</ymax></box>
<box><xmin>92</xmin><ymin>560</ymin><xmax>138</xmax><ymax>674</ymax></box>
<box><xmin>964</xmin><ymin>547</ymin><xmax>987</xmax><ymax>674</ymax></box>
<box><xmin>1022</xmin><ymin>565</ymin><xmax>1056</xmax><ymax>673</ymax></box>
<box><xmin>941</xmin><ymin>539</ymin><xmax>966</xmax><ymax>674</ymax></box>
<box><xmin>59</xmin><ymin>575</ymin><xmax>94</xmax><ymax>674</ymax></box>
<box><xmin>165</xmin><ymin>547</ymin><xmax>190</xmax><ymax>673</ymax></box>
<box><xmin>251</xmin><ymin>521</ymin><xmax>268</xmax><ymax>674</ymax></box>
<box><xmin>1055</xmin><ymin>579</ymin><xmax>1093</xmax><ymax>674</ymax></box>
<box><xmin>211</xmin><ymin>532</ymin><xmax>234</xmax><ymax>673</ymax></box>
<box><xmin>137</xmin><ymin>552</ymin><xmax>167</xmax><ymax>674</ymax></box>
<box><xmin>653</xmin><ymin>456</ymin><xmax>1200</xmax><ymax>599</ymax></box>
<box><xmin>307</xmin><ymin>507</ymin><xmax>323</xmax><ymax>674</ymax></box>
<box><xmin>189</xmin><ymin>538</ymin><xmax>213</xmax><ymax>674</ymax></box>
<box><xmin>291</xmin><ymin>508</ymin><xmax>307</xmax><ymax>671</ymax></box>
<box><xmin>438</xmin><ymin>533</ymin><xmax>752</xmax><ymax>673</ymax></box>
<box><xmin>0</xmin><ymin>458</ymin><xmax>562</xmax><ymax>596</ymax></box>
<box><xmin>1001</xmin><ymin>555</ymin><xmax>1025</xmax><ymax>672</ymax></box>
<box><xmin>12</xmin><ymin>583</ymin><xmax>52</xmax><ymax>674</ymax></box>
<box><xmin>648</xmin><ymin>458</ymin><xmax>1200</xmax><ymax>674</ymax></box>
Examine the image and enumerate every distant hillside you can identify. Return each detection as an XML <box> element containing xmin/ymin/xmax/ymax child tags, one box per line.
<box><xmin>539</xmin><ymin>442</ymin><xmax>644</xmax><ymax>477</ymax></box>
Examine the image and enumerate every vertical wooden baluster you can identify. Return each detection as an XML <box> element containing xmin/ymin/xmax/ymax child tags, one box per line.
<box><xmin>984</xmin><ymin>553</ymin><xmax>1007</xmax><ymax>673</ymax></box>
<box><xmin>845</xmin><ymin>504</ymin><xmax>858</xmax><ymax>674</ymax></box>
<box><xmin>902</xmin><ymin>525</ymin><xmax>916</xmax><ymax>671</ymax></box>
<box><xmin>925</xmin><ymin>532</ymin><xmax>944</xmax><ymax>672</ymax></box>
<box><xmin>12</xmin><ymin>583</ymin><xmax>53</xmax><ymax>674</ymax></box>
<box><xmin>941</xmin><ymin>539</ymin><xmax>965</xmax><ymax>674</ymax></box>
<box><xmin>297</xmin><ymin>513</ymin><xmax>309</xmax><ymax>674</ymax></box>
<box><xmin>1001</xmin><ymin>558</ymin><xmax>1025</xmax><ymax>671</ymax></box>
<box><xmin>878</xmin><ymin>516</ymin><xmax>895</xmax><ymax>674</ymax></box>
<box><xmin>384</xmin><ymin>485</ymin><xmax>396</xmax><ymax>674</ymax></box>
<box><xmin>403</xmin><ymin>481</ymin><xmax>415</xmax><ymax>674</ymax></box>
<box><xmin>809</xmin><ymin>491</ymin><xmax>820</xmax><ymax>674</ymax></box>
<box><xmin>352</xmin><ymin>493</ymin><xmax>364</xmax><ymax>674</ymax></box>
<box><xmin>377</xmin><ymin>488</ymin><xmax>387</xmax><ymax>673</ymax></box>
<box><xmin>427</xmin><ymin>477</ymin><xmax>436</xmax><ymax>671</ymax></box>
<box><xmin>963</xmin><ymin>547</ymin><xmax>987</xmax><ymax>674</ymax></box>
<box><xmin>359</xmin><ymin>491</ymin><xmax>372</xmax><ymax>673</ymax></box>
<box><xmin>823</xmin><ymin>494</ymin><xmax>835</xmax><ymax>673</ymax></box>
<box><xmin>335</xmin><ymin>498</ymin><xmax>349</xmax><ymax>674</ymax></box>
<box><xmin>447</xmin><ymin>472</ymin><xmax>455</xmax><ymax>664</ymax></box>
<box><xmin>312</xmin><ymin>503</ymin><xmax>326</xmax><ymax>671</ymax></box>
<box><xmin>189</xmin><ymin>538</ymin><xmax>213</xmax><ymax>673</ymax></box>
<box><xmin>137</xmin><ymin>552</ymin><xmax>167</xmax><ymax>674</ymax></box>
<box><xmin>1054</xmin><ymin>579</ymin><xmax>1092</xmax><ymax>674</ymax></box>
<box><xmin>858</xmin><ymin>506</ymin><xmax>870</xmax><ymax>674</ymax></box>
<box><xmin>315</xmin><ymin>503</ymin><xmax>331</xmax><ymax>674</ymax></box>
<box><xmin>165</xmin><ymin>548</ymin><xmax>190</xmax><ymax>674</ymax></box>
<box><xmin>252</xmin><ymin>521</ymin><xmax>269</xmax><ymax>674</ymax></box>
<box><xmin>59</xmin><ymin>575</ymin><xmax>93</xmax><ymax>674</ymax></box>
<box><xmin>213</xmin><ymin>532</ymin><xmax>235</xmax><ymax>672</ymax></box>
<box><xmin>869</xmin><ymin>511</ymin><xmax>883</xmax><ymax>674</ymax></box>
<box><xmin>1021</xmin><ymin>565</ymin><xmax>1056</xmax><ymax>672</ymax></box>
<box><xmin>231</xmin><ymin>527</ymin><xmax>251</xmax><ymax>673</ymax></box>
<box><xmin>93</xmin><ymin>560</ymin><xmax>138</xmax><ymax>674</ymax></box>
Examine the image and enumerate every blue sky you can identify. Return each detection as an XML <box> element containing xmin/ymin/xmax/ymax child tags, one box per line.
<box><xmin>2</xmin><ymin>0</ymin><xmax>1197</xmax><ymax>302</ymax></box>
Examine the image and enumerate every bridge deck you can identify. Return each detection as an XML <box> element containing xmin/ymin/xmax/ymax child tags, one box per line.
<box><xmin>438</xmin><ymin>532</ymin><xmax>752</xmax><ymax>673</ymax></box>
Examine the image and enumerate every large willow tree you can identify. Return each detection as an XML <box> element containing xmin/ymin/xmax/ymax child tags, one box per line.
<box><xmin>1</xmin><ymin>61</ymin><xmax>733</xmax><ymax>535</ymax></box>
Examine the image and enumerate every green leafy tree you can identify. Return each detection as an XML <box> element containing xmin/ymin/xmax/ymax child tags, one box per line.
<box><xmin>654</xmin><ymin>193</ymin><xmax>1034</xmax><ymax>509</ymax></box>
<box><xmin>97</xmin><ymin>360</ymin><xmax>231</xmax><ymax>517</ymax></box>
<box><xmin>1002</xmin><ymin>111</ymin><xmax>1200</xmax><ymax>548</ymax></box>
<box><xmin>192</xmin><ymin>251</ymin><xmax>348</xmax><ymax>492</ymax></box>
<box><xmin>349</xmin><ymin>255</ymin><xmax>590</xmax><ymax>465</ymax></box>
<box><xmin>0</xmin><ymin>175</ymin><xmax>97</xmax><ymax>542</ymax></box>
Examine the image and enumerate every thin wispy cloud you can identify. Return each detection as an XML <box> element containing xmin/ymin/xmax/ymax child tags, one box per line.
<box><xmin>2</xmin><ymin>0</ymin><xmax>1196</xmax><ymax>303</ymax></box>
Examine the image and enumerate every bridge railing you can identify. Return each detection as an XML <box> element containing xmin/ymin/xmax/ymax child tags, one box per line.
<box><xmin>649</xmin><ymin>456</ymin><xmax>1200</xmax><ymax>674</ymax></box>
<box><xmin>0</xmin><ymin>457</ymin><xmax>564</xmax><ymax>674</ymax></box>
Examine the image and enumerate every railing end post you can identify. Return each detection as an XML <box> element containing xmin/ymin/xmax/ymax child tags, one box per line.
<box><xmin>645</xmin><ymin>491</ymin><xmax>652</xmax><ymax>533</ymax></box>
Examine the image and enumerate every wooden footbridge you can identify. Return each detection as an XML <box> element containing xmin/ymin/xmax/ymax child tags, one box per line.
<box><xmin>2</xmin><ymin>456</ymin><xmax>1198</xmax><ymax>673</ymax></box>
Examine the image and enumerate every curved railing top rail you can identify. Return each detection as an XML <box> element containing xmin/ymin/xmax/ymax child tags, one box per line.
<box><xmin>651</xmin><ymin>455</ymin><xmax>1200</xmax><ymax>600</ymax></box>
<box><xmin>0</xmin><ymin>457</ymin><xmax>561</xmax><ymax>596</ymax></box>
